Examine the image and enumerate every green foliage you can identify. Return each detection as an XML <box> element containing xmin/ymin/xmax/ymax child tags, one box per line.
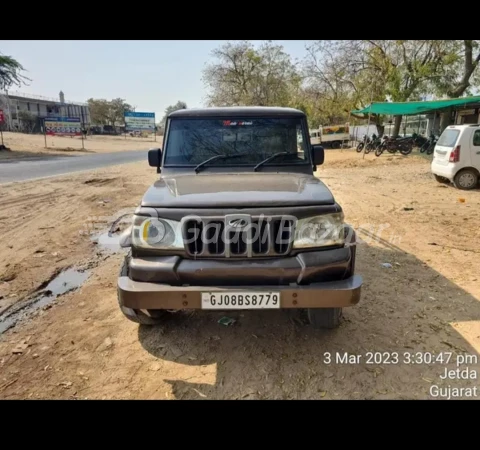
<box><xmin>87</xmin><ymin>98</ymin><xmax>132</xmax><ymax>127</ymax></box>
<box><xmin>429</xmin><ymin>40</ymin><xmax>480</xmax><ymax>98</ymax></box>
<box><xmin>202</xmin><ymin>40</ymin><xmax>300</xmax><ymax>107</ymax></box>
<box><xmin>302</xmin><ymin>40</ymin><xmax>453</xmax><ymax>127</ymax></box>
<box><xmin>200</xmin><ymin>40</ymin><xmax>480</xmax><ymax>133</ymax></box>
<box><xmin>18</xmin><ymin>110</ymin><xmax>36</xmax><ymax>133</ymax></box>
<box><xmin>0</xmin><ymin>53</ymin><xmax>29</xmax><ymax>90</ymax></box>
<box><xmin>160</xmin><ymin>100</ymin><xmax>187</xmax><ymax>126</ymax></box>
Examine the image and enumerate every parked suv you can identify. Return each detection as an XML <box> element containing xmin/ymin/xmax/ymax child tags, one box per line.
<box><xmin>117</xmin><ymin>107</ymin><xmax>362</xmax><ymax>329</ymax></box>
<box><xmin>431</xmin><ymin>124</ymin><xmax>480</xmax><ymax>190</ymax></box>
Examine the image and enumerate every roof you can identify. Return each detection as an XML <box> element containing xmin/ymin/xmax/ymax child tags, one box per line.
<box><xmin>168</xmin><ymin>106</ymin><xmax>305</xmax><ymax>118</ymax></box>
<box><xmin>352</xmin><ymin>95</ymin><xmax>480</xmax><ymax>116</ymax></box>
<box><xmin>5</xmin><ymin>91</ymin><xmax>88</xmax><ymax>107</ymax></box>
<box><xmin>447</xmin><ymin>124</ymin><xmax>480</xmax><ymax>129</ymax></box>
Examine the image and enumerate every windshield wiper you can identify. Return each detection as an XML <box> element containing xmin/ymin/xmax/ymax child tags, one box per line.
<box><xmin>253</xmin><ymin>152</ymin><xmax>289</xmax><ymax>172</ymax></box>
<box><xmin>194</xmin><ymin>153</ymin><xmax>246</xmax><ymax>173</ymax></box>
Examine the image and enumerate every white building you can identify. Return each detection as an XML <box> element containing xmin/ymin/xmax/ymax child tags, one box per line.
<box><xmin>0</xmin><ymin>90</ymin><xmax>90</xmax><ymax>132</ymax></box>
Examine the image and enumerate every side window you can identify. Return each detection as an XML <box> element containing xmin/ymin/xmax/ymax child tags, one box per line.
<box><xmin>473</xmin><ymin>130</ymin><xmax>480</xmax><ymax>146</ymax></box>
<box><xmin>296</xmin><ymin>125</ymin><xmax>305</xmax><ymax>160</ymax></box>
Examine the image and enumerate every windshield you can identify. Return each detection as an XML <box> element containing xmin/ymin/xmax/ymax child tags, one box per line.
<box><xmin>163</xmin><ymin>117</ymin><xmax>310</xmax><ymax>166</ymax></box>
<box><xmin>437</xmin><ymin>129</ymin><xmax>460</xmax><ymax>148</ymax></box>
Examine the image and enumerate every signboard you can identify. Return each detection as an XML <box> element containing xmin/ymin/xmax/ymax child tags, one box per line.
<box><xmin>124</xmin><ymin>112</ymin><xmax>155</xmax><ymax>132</ymax></box>
<box><xmin>0</xmin><ymin>109</ymin><xmax>4</xmax><ymax>124</ymax></box>
<box><xmin>458</xmin><ymin>109</ymin><xmax>476</xmax><ymax>116</ymax></box>
<box><xmin>45</xmin><ymin>117</ymin><xmax>82</xmax><ymax>136</ymax></box>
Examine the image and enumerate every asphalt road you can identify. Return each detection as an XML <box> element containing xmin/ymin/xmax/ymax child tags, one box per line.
<box><xmin>0</xmin><ymin>150</ymin><xmax>149</xmax><ymax>184</ymax></box>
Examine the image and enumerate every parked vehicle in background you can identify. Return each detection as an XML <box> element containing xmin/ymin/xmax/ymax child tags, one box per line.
<box><xmin>420</xmin><ymin>133</ymin><xmax>437</xmax><ymax>155</ymax></box>
<box><xmin>431</xmin><ymin>124</ymin><xmax>480</xmax><ymax>190</ymax></box>
<box><xmin>356</xmin><ymin>134</ymin><xmax>370</xmax><ymax>152</ymax></box>
<box><xmin>364</xmin><ymin>134</ymin><xmax>381</xmax><ymax>154</ymax></box>
<box><xmin>310</xmin><ymin>124</ymin><xmax>350</xmax><ymax>149</ymax></box>
<box><xmin>375</xmin><ymin>135</ymin><xmax>414</xmax><ymax>156</ymax></box>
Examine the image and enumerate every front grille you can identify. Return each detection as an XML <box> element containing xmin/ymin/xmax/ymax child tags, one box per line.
<box><xmin>182</xmin><ymin>215</ymin><xmax>296</xmax><ymax>258</ymax></box>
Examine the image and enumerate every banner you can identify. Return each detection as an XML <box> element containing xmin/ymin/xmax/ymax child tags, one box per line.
<box><xmin>45</xmin><ymin>117</ymin><xmax>82</xmax><ymax>136</ymax></box>
<box><xmin>124</xmin><ymin>112</ymin><xmax>155</xmax><ymax>132</ymax></box>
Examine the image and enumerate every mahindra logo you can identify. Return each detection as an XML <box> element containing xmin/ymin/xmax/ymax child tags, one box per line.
<box><xmin>229</xmin><ymin>218</ymin><xmax>248</xmax><ymax>228</ymax></box>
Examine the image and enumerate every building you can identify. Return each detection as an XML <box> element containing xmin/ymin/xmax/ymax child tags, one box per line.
<box><xmin>0</xmin><ymin>90</ymin><xmax>90</xmax><ymax>132</ymax></box>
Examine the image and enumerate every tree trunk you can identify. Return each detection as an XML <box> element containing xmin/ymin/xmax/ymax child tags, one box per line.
<box><xmin>375</xmin><ymin>124</ymin><xmax>385</xmax><ymax>137</ymax></box>
<box><xmin>392</xmin><ymin>115</ymin><xmax>402</xmax><ymax>138</ymax></box>
<box><xmin>440</xmin><ymin>108</ymin><xmax>453</xmax><ymax>133</ymax></box>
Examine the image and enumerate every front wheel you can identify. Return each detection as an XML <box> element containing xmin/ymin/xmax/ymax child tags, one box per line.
<box><xmin>375</xmin><ymin>146</ymin><xmax>384</xmax><ymax>157</ymax></box>
<box><xmin>356</xmin><ymin>142</ymin><xmax>364</xmax><ymax>153</ymax></box>
<box><xmin>307</xmin><ymin>308</ymin><xmax>342</xmax><ymax>329</ymax></box>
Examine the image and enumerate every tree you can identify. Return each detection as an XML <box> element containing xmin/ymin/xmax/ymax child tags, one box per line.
<box><xmin>110</xmin><ymin>97</ymin><xmax>133</xmax><ymax>126</ymax></box>
<box><xmin>202</xmin><ymin>40</ymin><xmax>300</xmax><ymax>107</ymax></box>
<box><xmin>18</xmin><ymin>110</ymin><xmax>36</xmax><ymax>133</ymax></box>
<box><xmin>0</xmin><ymin>53</ymin><xmax>29</xmax><ymax>91</ymax></box>
<box><xmin>87</xmin><ymin>98</ymin><xmax>132</xmax><ymax>128</ymax></box>
<box><xmin>303</xmin><ymin>40</ymin><xmax>450</xmax><ymax>136</ymax></box>
<box><xmin>430</xmin><ymin>40</ymin><xmax>480</xmax><ymax>130</ymax></box>
<box><xmin>160</xmin><ymin>100</ymin><xmax>187</xmax><ymax>126</ymax></box>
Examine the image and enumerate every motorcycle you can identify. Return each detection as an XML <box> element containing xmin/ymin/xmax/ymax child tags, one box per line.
<box><xmin>375</xmin><ymin>135</ymin><xmax>413</xmax><ymax>157</ymax></box>
<box><xmin>420</xmin><ymin>133</ymin><xmax>437</xmax><ymax>155</ymax></box>
<box><xmin>356</xmin><ymin>135</ymin><xmax>370</xmax><ymax>153</ymax></box>
<box><xmin>364</xmin><ymin>134</ymin><xmax>381</xmax><ymax>154</ymax></box>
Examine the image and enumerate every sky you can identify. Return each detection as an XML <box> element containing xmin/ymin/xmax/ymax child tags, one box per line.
<box><xmin>0</xmin><ymin>40</ymin><xmax>309</xmax><ymax>120</ymax></box>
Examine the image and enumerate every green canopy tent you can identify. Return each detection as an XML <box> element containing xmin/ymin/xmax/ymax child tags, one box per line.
<box><xmin>352</xmin><ymin>96</ymin><xmax>480</xmax><ymax>152</ymax></box>
<box><xmin>351</xmin><ymin>96</ymin><xmax>480</xmax><ymax>115</ymax></box>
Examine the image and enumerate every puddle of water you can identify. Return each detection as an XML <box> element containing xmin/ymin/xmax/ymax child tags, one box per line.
<box><xmin>44</xmin><ymin>268</ymin><xmax>90</xmax><ymax>296</ymax></box>
<box><xmin>0</xmin><ymin>268</ymin><xmax>90</xmax><ymax>334</ymax></box>
<box><xmin>91</xmin><ymin>231</ymin><xmax>126</xmax><ymax>254</ymax></box>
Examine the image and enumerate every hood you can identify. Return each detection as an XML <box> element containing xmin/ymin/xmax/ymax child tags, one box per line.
<box><xmin>141</xmin><ymin>172</ymin><xmax>335</xmax><ymax>208</ymax></box>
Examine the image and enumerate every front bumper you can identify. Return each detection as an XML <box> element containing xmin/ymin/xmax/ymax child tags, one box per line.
<box><xmin>118</xmin><ymin>274</ymin><xmax>362</xmax><ymax>309</ymax></box>
<box><xmin>118</xmin><ymin>246</ymin><xmax>363</xmax><ymax>310</ymax></box>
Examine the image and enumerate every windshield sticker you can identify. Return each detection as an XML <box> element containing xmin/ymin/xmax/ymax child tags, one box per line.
<box><xmin>223</xmin><ymin>120</ymin><xmax>253</xmax><ymax>126</ymax></box>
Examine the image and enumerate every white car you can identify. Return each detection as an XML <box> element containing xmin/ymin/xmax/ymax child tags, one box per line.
<box><xmin>431</xmin><ymin>124</ymin><xmax>480</xmax><ymax>190</ymax></box>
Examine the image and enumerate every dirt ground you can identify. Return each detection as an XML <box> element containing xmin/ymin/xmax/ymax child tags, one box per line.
<box><xmin>0</xmin><ymin>149</ymin><xmax>479</xmax><ymax>399</ymax></box>
<box><xmin>0</xmin><ymin>132</ymin><xmax>161</xmax><ymax>160</ymax></box>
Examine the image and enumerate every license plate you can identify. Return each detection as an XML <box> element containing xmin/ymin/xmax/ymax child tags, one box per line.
<box><xmin>201</xmin><ymin>292</ymin><xmax>280</xmax><ymax>310</ymax></box>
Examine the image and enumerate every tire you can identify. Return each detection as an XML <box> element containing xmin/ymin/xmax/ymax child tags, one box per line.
<box><xmin>420</xmin><ymin>142</ymin><xmax>429</xmax><ymax>153</ymax></box>
<box><xmin>400</xmin><ymin>142</ymin><xmax>413</xmax><ymax>155</ymax></box>
<box><xmin>308</xmin><ymin>308</ymin><xmax>343</xmax><ymax>329</ymax></box>
<box><xmin>117</xmin><ymin>255</ymin><xmax>166</xmax><ymax>325</ymax></box>
<box><xmin>356</xmin><ymin>143</ymin><xmax>364</xmax><ymax>153</ymax></box>
<box><xmin>387</xmin><ymin>145</ymin><xmax>396</xmax><ymax>154</ymax></box>
<box><xmin>426</xmin><ymin>144</ymin><xmax>435</xmax><ymax>155</ymax></box>
<box><xmin>434</xmin><ymin>174</ymin><xmax>449</xmax><ymax>184</ymax></box>
<box><xmin>453</xmin><ymin>169</ymin><xmax>479</xmax><ymax>190</ymax></box>
<box><xmin>306</xmin><ymin>240</ymin><xmax>355</xmax><ymax>330</ymax></box>
<box><xmin>365</xmin><ymin>143</ymin><xmax>373</xmax><ymax>154</ymax></box>
<box><xmin>375</xmin><ymin>146</ymin><xmax>384</xmax><ymax>157</ymax></box>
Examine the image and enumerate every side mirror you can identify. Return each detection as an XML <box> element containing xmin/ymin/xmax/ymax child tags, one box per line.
<box><xmin>148</xmin><ymin>148</ymin><xmax>162</xmax><ymax>172</ymax></box>
<box><xmin>312</xmin><ymin>145</ymin><xmax>324</xmax><ymax>166</ymax></box>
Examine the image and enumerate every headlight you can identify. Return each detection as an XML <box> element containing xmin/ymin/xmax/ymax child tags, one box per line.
<box><xmin>293</xmin><ymin>213</ymin><xmax>345</xmax><ymax>248</ymax></box>
<box><xmin>132</xmin><ymin>215</ymin><xmax>183</xmax><ymax>249</ymax></box>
